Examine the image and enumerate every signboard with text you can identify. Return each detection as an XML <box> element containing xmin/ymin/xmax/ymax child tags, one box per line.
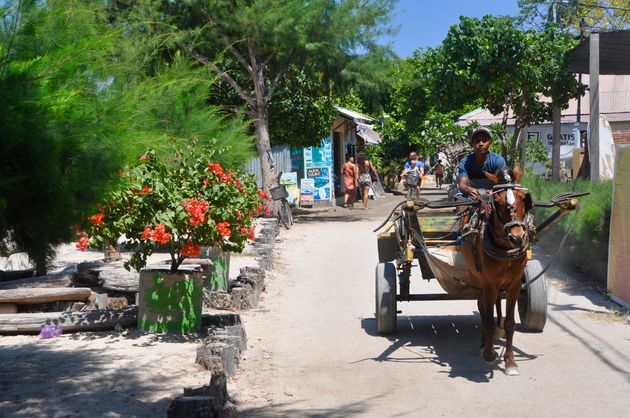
<box><xmin>303</xmin><ymin>137</ymin><xmax>333</xmax><ymax>201</ymax></box>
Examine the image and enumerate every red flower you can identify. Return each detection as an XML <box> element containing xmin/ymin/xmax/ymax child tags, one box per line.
<box><xmin>72</xmin><ymin>224</ymin><xmax>83</xmax><ymax>233</ymax></box>
<box><xmin>139</xmin><ymin>153</ymin><xmax>150</xmax><ymax>161</ymax></box>
<box><xmin>181</xmin><ymin>241</ymin><xmax>201</xmax><ymax>257</ymax></box>
<box><xmin>76</xmin><ymin>236</ymin><xmax>89</xmax><ymax>251</ymax></box>
<box><xmin>234</xmin><ymin>178</ymin><xmax>243</xmax><ymax>191</ymax></box>
<box><xmin>141</xmin><ymin>186</ymin><xmax>152</xmax><ymax>194</ymax></box>
<box><xmin>141</xmin><ymin>224</ymin><xmax>172</xmax><ymax>244</ymax></box>
<box><xmin>182</xmin><ymin>198</ymin><xmax>208</xmax><ymax>226</ymax></box>
<box><xmin>202</xmin><ymin>178</ymin><xmax>209</xmax><ymax>187</ymax></box>
<box><xmin>141</xmin><ymin>227</ymin><xmax>153</xmax><ymax>241</ymax></box>
<box><xmin>88</xmin><ymin>213</ymin><xmax>105</xmax><ymax>226</ymax></box>
<box><xmin>216</xmin><ymin>221</ymin><xmax>231</xmax><ymax>238</ymax></box>
<box><xmin>235</xmin><ymin>210</ymin><xmax>242</xmax><ymax>220</ymax></box>
<box><xmin>248</xmin><ymin>227</ymin><xmax>255</xmax><ymax>240</ymax></box>
<box><xmin>265</xmin><ymin>207</ymin><xmax>271</xmax><ymax>216</ymax></box>
<box><xmin>259</xmin><ymin>190</ymin><xmax>270</xmax><ymax>200</ymax></box>
<box><xmin>151</xmin><ymin>223</ymin><xmax>172</xmax><ymax>244</ymax></box>
<box><xmin>207</xmin><ymin>162</ymin><xmax>225</xmax><ymax>176</ymax></box>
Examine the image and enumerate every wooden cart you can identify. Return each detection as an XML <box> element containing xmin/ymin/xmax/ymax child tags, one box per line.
<box><xmin>373</xmin><ymin>192</ymin><xmax>586</xmax><ymax>335</ymax></box>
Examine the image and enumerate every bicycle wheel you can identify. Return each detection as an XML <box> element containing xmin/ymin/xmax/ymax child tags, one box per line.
<box><xmin>279</xmin><ymin>199</ymin><xmax>292</xmax><ymax>229</ymax></box>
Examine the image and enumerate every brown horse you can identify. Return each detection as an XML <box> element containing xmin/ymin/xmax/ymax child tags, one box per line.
<box><xmin>460</xmin><ymin>166</ymin><xmax>533</xmax><ymax>376</ymax></box>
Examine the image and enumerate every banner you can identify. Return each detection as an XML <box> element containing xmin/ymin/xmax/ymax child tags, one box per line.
<box><xmin>300</xmin><ymin>178</ymin><xmax>315</xmax><ymax>207</ymax></box>
<box><xmin>280</xmin><ymin>172</ymin><xmax>299</xmax><ymax>205</ymax></box>
<box><xmin>306</xmin><ymin>166</ymin><xmax>332</xmax><ymax>200</ymax></box>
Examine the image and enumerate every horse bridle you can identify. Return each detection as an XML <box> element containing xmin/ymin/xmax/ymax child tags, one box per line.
<box><xmin>480</xmin><ymin>183</ymin><xmax>533</xmax><ymax>260</ymax></box>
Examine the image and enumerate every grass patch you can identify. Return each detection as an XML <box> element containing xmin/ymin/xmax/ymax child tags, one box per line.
<box><xmin>523</xmin><ymin>176</ymin><xmax>612</xmax><ymax>285</ymax></box>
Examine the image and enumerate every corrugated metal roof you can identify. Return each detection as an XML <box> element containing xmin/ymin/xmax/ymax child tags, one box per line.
<box><xmin>334</xmin><ymin>105</ymin><xmax>374</xmax><ymax>122</ymax></box>
<box><xmin>567</xmin><ymin>30</ymin><xmax>630</xmax><ymax>75</ymax></box>
<box><xmin>458</xmin><ymin>74</ymin><xmax>630</xmax><ymax>126</ymax></box>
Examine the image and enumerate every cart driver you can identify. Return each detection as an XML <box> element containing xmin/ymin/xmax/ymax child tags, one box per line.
<box><xmin>457</xmin><ymin>127</ymin><xmax>506</xmax><ymax>199</ymax></box>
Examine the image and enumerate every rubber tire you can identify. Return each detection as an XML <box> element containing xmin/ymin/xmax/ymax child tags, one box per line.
<box><xmin>279</xmin><ymin>199</ymin><xmax>292</xmax><ymax>229</ymax></box>
<box><xmin>376</xmin><ymin>262</ymin><xmax>397</xmax><ymax>334</ymax></box>
<box><xmin>518</xmin><ymin>260</ymin><xmax>547</xmax><ymax>332</ymax></box>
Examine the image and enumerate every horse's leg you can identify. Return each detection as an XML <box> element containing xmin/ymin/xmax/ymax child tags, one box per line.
<box><xmin>503</xmin><ymin>280</ymin><xmax>521</xmax><ymax>376</ymax></box>
<box><xmin>479</xmin><ymin>287</ymin><xmax>498</xmax><ymax>363</ymax></box>
<box><xmin>495</xmin><ymin>296</ymin><xmax>505</xmax><ymax>338</ymax></box>
<box><xmin>477</xmin><ymin>298</ymin><xmax>486</xmax><ymax>350</ymax></box>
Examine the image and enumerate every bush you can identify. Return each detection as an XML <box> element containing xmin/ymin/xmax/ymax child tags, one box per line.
<box><xmin>522</xmin><ymin>176</ymin><xmax>611</xmax><ymax>283</ymax></box>
<box><xmin>81</xmin><ymin>144</ymin><xmax>262</xmax><ymax>273</ymax></box>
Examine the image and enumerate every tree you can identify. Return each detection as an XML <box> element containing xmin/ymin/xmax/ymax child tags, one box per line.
<box><xmin>0</xmin><ymin>1</ymin><xmax>255</xmax><ymax>273</ymax></box>
<box><xmin>433</xmin><ymin>16</ymin><xmax>585</xmax><ymax>164</ymax></box>
<box><xmin>153</xmin><ymin>0</ymin><xmax>396</xmax><ymax>192</ymax></box>
<box><xmin>517</xmin><ymin>0</ymin><xmax>630</xmax><ymax>33</ymax></box>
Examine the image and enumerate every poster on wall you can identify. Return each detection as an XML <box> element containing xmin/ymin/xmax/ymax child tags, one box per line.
<box><xmin>306</xmin><ymin>167</ymin><xmax>332</xmax><ymax>200</ymax></box>
<box><xmin>303</xmin><ymin>137</ymin><xmax>333</xmax><ymax>201</ymax></box>
<box><xmin>280</xmin><ymin>172</ymin><xmax>299</xmax><ymax>205</ymax></box>
<box><xmin>300</xmin><ymin>178</ymin><xmax>315</xmax><ymax>207</ymax></box>
<box><xmin>608</xmin><ymin>145</ymin><xmax>630</xmax><ymax>308</ymax></box>
<box><xmin>304</xmin><ymin>137</ymin><xmax>333</xmax><ymax>169</ymax></box>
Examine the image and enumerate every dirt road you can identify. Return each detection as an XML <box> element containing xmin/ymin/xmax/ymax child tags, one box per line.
<box><xmin>235</xmin><ymin>190</ymin><xmax>630</xmax><ymax>417</ymax></box>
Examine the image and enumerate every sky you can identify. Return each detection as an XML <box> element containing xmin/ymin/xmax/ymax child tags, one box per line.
<box><xmin>380</xmin><ymin>0</ymin><xmax>522</xmax><ymax>58</ymax></box>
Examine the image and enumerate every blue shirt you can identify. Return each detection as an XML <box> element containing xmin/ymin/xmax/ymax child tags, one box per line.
<box><xmin>458</xmin><ymin>152</ymin><xmax>506</xmax><ymax>189</ymax></box>
<box><xmin>404</xmin><ymin>160</ymin><xmax>424</xmax><ymax>171</ymax></box>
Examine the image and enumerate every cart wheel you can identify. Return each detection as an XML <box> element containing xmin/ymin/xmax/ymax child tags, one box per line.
<box><xmin>375</xmin><ymin>262</ymin><xmax>397</xmax><ymax>334</ymax></box>
<box><xmin>518</xmin><ymin>260</ymin><xmax>547</xmax><ymax>332</ymax></box>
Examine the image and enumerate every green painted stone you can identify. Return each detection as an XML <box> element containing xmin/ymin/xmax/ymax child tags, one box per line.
<box><xmin>137</xmin><ymin>267</ymin><xmax>203</xmax><ymax>333</ymax></box>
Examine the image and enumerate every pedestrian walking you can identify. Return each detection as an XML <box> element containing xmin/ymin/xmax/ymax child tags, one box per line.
<box><xmin>342</xmin><ymin>154</ymin><xmax>357</xmax><ymax>208</ymax></box>
<box><xmin>356</xmin><ymin>153</ymin><xmax>374</xmax><ymax>210</ymax></box>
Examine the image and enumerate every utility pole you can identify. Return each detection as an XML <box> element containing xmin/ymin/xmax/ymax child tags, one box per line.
<box><xmin>550</xmin><ymin>0</ymin><xmax>562</xmax><ymax>181</ymax></box>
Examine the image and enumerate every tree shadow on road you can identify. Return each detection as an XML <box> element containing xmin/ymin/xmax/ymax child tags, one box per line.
<box><xmin>235</xmin><ymin>397</ymin><xmax>380</xmax><ymax>417</ymax></box>
<box><xmin>0</xmin><ymin>341</ymin><xmax>173</xmax><ymax>417</ymax></box>
<box><xmin>359</xmin><ymin>314</ymin><xmax>538</xmax><ymax>383</ymax></box>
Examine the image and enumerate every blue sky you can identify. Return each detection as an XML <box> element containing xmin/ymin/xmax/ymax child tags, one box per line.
<box><xmin>380</xmin><ymin>0</ymin><xmax>522</xmax><ymax>58</ymax></box>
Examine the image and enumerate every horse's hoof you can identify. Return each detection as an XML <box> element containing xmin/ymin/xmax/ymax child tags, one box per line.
<box><xmin>505</xmin><ymin>366</ymin><xmax>520</xmax><ymax>376</ymax></box>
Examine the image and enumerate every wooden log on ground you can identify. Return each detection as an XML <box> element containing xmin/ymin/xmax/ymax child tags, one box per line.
<box><xmin>0</xmin><ymin>307</ymin><xmax>138</xmax><ymax>333</ymax></box>
<box><xmin>0</xmin><ymin>274</ymin><xmax>73</xmax><ymax>290</ymax></box>
<box><xmin>98</xmin><ymin>266</ymin><xmax>139</xmax><ymax>293</ymax></box>
<box><xmin>0</xmin><ymin>287</ymin><xmax>92</xmax><ymax>304</ymax></box>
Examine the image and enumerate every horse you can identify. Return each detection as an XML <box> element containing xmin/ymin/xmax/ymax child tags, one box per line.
<box><xmin>459</xmin><ymin>166</ymin><xmax>533</xmax><ymax>376</ymax></box>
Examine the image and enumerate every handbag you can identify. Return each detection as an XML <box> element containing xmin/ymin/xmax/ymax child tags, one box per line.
<box><xmin>369</xmin><ymin>166</ymin><xmax>378</xmax><ymax>183</ymax></box>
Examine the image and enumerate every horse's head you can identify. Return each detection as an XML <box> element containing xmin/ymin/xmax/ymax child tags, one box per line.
<box><xmin>487</xmin><ymin>166</ymin><xmax>532</xmax><ymax>249</ymax></box>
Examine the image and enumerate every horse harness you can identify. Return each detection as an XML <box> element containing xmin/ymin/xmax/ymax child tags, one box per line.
<box><xmin>459</xmin><ymin>184</ymin><xmax>534</xmax><ymax>272</ymax></box>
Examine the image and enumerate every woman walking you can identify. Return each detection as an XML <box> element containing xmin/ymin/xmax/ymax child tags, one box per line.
<box><xmin>342</xmin><ymin>155</ymin><xmax>357</xmax><ymax>208</ymax></box>
<box><xmin>356</xmin><ymin>153</ymin><xmax>374</xmax><ymax>210</ymax></box>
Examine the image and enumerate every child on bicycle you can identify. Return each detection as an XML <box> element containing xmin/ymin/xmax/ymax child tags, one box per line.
<box><xmin>401</xmin><ymin>152</ymin><xmax>424</xmax><ymax>198</ymax></box>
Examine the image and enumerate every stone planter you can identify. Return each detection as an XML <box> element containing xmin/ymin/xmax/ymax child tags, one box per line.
<box><xmin>137</xmin><ymin>266</ymin><xmax>203</xmax><ymax>333</ymax></box>
<box><xmin>201</xmin><ymin>246</ymin><xmax>230</xmax><ymax>291</ymax></box>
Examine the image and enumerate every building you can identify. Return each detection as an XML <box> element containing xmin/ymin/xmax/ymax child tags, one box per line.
<box><xmin>247</xmin><ymin>105</ymin><xmax>381</xmax><ymax>206</ymax></box>
<box><xmin>458</xmin><ymin>74</ymin><xmax>630</xmax><ymax>178</ymax></box>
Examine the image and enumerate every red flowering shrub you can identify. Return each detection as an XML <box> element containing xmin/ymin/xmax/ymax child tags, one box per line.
<box><xmin>81</xmin><ymin>144</ymin><xmax>261</xmax><ymax>273</ymax></box>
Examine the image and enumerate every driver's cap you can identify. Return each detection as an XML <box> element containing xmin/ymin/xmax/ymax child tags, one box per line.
<box><xmin>470</xmin><ymin>126</ymin><xmax>492</xmax><ymax>143</ymax></box>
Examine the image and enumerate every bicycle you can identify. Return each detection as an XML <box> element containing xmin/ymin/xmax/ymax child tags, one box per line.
<box><xmin>269</xmin><ymin>171</ymin><xmax>293</xmax><ymax>229</ymax></box>
<box><xmin>266</xmin><ymin>150</ymin><xmax>293</xmax><ymax>229</ymax></box>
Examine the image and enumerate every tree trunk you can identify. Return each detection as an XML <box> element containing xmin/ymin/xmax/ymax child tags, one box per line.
<box><xmin>519</xmin><ymin>127</ymin><xmax>528</xmax><ymax>168</ymax></box>
<box><xmin>254</xmin><ymin>103</ymin><xmax>274</xmax><ymax>192</ymax></box>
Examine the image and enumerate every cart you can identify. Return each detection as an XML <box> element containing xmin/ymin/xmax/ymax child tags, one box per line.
<box><xmin>373</xmin><ymin>173</ymin><xmax>588</xmax><ymax>335</ymax></box>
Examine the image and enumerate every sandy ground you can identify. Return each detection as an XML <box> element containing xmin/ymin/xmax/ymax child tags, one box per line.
<box><xmin>2</xmin><ymin>184</ymin><xmax>629</xmax><ymax>417</ymax></box>
<box><xmin>231</xmin><ymin>187</ymin><xmax>630</xmax><ymax>417</ymax></box>
<box><xmin>0</xmin><ymin>234</ymin><xmax>261</xmax><ymax>417</ymax></box>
